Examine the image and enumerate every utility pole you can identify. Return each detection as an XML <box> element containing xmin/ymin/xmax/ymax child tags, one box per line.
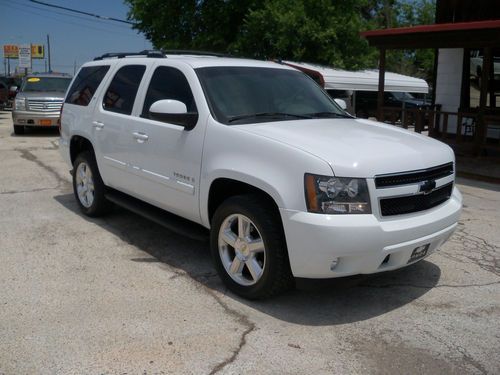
<box><xmin>46</xmin><ymin>34</ymin><xmax>52</xmax><ymax>72</ymax></box>
<box><xmin>7</xmin><ymin>57</ymin><xmax>10</xmax><ymax>76</ymax></box>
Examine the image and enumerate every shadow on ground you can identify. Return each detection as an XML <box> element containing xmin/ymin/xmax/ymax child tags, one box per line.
<box><xmin>54</xmin><ymin>193</ymin><xmax>441</xmax><ymax>326</ymax></box>
<box><xmin>10</xmin><ymin>127</ymin><xmax>60</xmax><ymax>138</ymax></box>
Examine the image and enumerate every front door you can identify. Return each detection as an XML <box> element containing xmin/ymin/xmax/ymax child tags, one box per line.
<box><xmin>127</xmin><ymin>64</ymin><xmax>206</xmax><ymax>223</ymax></box>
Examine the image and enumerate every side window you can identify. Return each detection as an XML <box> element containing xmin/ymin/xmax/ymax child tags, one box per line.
<box><xmin>65</xmin><ymin>65</ymin><xmax>110</xmax><ymax>106</ymax></box>
<box><xmin>103</xmin><ymin>65</ymin><xmax>146</xmax><ymax>115</ymax></box>
<box><xmin>141</xmin><ymin>66</ymin><xmax>196</xmax><ymax>118</ymax></box>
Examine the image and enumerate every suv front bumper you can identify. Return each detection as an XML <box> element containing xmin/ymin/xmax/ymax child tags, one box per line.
<box><xmin>12</xmin><ymin>110</ymin><xmax>60</xmax><ymax>127</ymax></box>
<box><xmin>280</xmin><ymin>187</ymin><xmax>462</xmax><ymax>278</ymax></box>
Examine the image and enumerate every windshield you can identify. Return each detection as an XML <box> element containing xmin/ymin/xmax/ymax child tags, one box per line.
<box><xmin>391</xmin><ymin>91</ymin><xmax>415</xmax><ymax>101</ymax></box>
<box><xmin>196</xmin><ymin>67</ymin><xmax>348</xmax><ymax>125</ymax></box>
<box><xmin>21</xmin><ymin>77</ymin><xmax>72</xmax><ymax>92</ymax></box>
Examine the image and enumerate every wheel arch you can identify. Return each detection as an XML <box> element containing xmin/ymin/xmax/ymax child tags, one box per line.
<box><xmin>204</xmin><ymin>175</ymin><xmax>284</xmax><ymax>227</ymax></box>
<box><xmin>70</xmin><ymin>135</ymin><xmax>95</xmax><ymax>165</ymax></box>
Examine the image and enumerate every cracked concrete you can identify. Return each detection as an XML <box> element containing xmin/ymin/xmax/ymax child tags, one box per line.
<box><xmin>0</xmin><ymin>111</ymin><xmax>499</xmax><ymax>374</ymax></box>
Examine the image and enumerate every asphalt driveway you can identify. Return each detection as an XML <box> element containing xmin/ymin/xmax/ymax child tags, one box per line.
<box><xmin>0</xmin><ymin>111</ymin><xmax>499</xmax><ymax>374</ymax></box>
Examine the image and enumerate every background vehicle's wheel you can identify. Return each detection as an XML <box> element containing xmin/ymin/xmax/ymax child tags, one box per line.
<box><xmin>13</xmin><ymin>125</ymin><xmax>25</xmax><ymax>135</ymax></box>
<box><xmin>210</xmin><ymin>195</ymin><xmax>294</xmax><ymax>299</ymax></box>
<box><xmin>72</xmin><ymin>151</ymin><xmax>112</xmax><ymax>217</ymax></box>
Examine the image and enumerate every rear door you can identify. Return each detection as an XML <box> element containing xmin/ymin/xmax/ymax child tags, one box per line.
<box><xmin>92</xmin><ymin>63</ymin><xmax>148</xmax><ymax>194</ymax></box>
<box><xmin>62</xmin><ymin>64</ymin><xmax>111</xmax><ymax>165</ymax></box>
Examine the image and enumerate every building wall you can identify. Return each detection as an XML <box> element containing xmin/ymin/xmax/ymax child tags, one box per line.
<box><xmin>435</xmin><ymin>48</ymin><xmax>464</xmax><ymax>131</ymax></box>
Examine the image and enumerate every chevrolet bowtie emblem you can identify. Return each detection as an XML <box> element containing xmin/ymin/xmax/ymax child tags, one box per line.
<box><xmin>419</xmin><ymin>180</ymin><xmax>436</xmax><ymax>195</ymax></box>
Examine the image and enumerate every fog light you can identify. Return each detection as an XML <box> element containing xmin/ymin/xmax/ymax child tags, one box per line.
<box><xmin>330</xmin><ymin>258</ymin><xmax>339</xmax><ymax>271</ymax></box>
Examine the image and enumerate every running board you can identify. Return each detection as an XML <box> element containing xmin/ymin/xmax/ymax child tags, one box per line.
<box><xmin>105</xmin><ymin>189</ymin><xmax>209</xmax><ymax>242</ymax></box>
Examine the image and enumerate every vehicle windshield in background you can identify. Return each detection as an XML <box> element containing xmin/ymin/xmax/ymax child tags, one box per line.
<box><xmin>21</xmin><ymin>77</ymin><xmax>72</xmax><ymax>92</ymax></box>
<box><xmin>196</xmin><ymin>67</ymin><xmax>349</xmax><ymax>125</ymax></box>
<box><xmin>392</xmin><ymin>91</ymin><xmax>415</xmax><ymax>101</ymax></box>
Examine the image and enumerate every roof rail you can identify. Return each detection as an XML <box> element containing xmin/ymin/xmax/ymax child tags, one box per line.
<box><xmin>93</xmin><ymin>50</ymin><xmax>164</xmax><ymax>61</ymax></box>
<box><xmin>162</xmin><ymin>49</ymin><xmax>231</xmax><ymax>57</ymax></box>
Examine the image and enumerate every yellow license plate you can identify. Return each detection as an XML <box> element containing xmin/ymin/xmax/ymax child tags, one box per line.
<box><xmin>39</xmin><ymin>119</ymin><xmax>52</xmax><ymax>126</ymax></box>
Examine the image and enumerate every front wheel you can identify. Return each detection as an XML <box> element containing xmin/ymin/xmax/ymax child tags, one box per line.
<box><xmin>210</xmin><ymin>195</ymin><xmax>294</xmax><ymax>299</ymax></box>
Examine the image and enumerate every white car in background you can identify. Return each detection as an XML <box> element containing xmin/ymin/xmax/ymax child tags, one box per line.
<box><xmin>59</xmin><ymin>51</ymin><xmax>462</xmax><ymax>299</ymax></box>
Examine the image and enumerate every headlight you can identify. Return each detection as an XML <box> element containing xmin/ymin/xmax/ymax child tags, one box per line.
<box><xmin>304</xmin><ymin>174</ymin><xmax>371</xmax><ymax>214</ymax></box>
<box><xmin>14</xmin><ymin>97</ymin><xmax>26</xmax><ymax>110</ymax></box>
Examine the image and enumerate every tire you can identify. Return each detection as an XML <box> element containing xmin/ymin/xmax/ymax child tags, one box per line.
<box><xmin>72</xmin><ymin>151</ymin><xmax>112</xmax><ymax>217</ymax></box>
<box><xmin>13</xmin><ymin>125</ymin><xmax>25</xmax><ymax>135</ymax></box>
<box><xmin>210</xmin><ymin>195</ymin><xmax>294</xmax><ymax>299</ymax></box>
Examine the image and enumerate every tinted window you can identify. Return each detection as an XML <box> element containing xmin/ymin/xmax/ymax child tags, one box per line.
<box><xmin>141</xmin><ymin>66</ymin><xmax>196</xmax><ymax>118</ymax></box>
<box><xmin>66</xmin><ymin>66</ymin><xmax>110</xmax><ymax>106</ymax></box>
<box><xmin>197</xmin><ymin>67</ymin><xmax>345</xmax><ymax>125</ymax></box>
<box><xmin>103</xmin><ymin>65</ymin><xmax>146</xmax><ymax>115</ymax></box>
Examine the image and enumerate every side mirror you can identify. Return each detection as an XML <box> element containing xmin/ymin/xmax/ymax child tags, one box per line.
<box><xmin>149</xmin><ymin>99</ymin><xmax>198</xmax><ymax>130</ymax></box>
<box><xmin>10</xmin><ymin>86</ymin><xmax>18</xmax><ymax>93</ymax></box>
<box><xmin>334</xmin><ymin>98</ymin><xmax>347</xmax><ymax>110</ymax></box>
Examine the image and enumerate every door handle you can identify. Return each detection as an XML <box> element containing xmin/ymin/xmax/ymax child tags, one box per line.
<box><xmin>132</xmin><ymin>132</ymin><xmax>149</xmax><ymax>142</ymax></box>
<box><xmin>92</xmin><ymin>121</ymin><xmax>104</xmax><ymax>129</ymax></box>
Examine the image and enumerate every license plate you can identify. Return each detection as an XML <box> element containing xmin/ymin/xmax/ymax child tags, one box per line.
<box><xmin>408</xmin><ymin>244</ymin><xmax>430</xmax><ymax>263</ymax></box>
<box><xmin>39</xmin><ymin>119</ymin><xmax>52</xmax><ymax>126</ymax></box>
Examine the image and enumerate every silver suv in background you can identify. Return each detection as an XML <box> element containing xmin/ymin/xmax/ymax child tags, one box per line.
<box><xmin>12</xmin><ymin>73</ymin><xmax>72</xmax><ymax>135</ymax></box>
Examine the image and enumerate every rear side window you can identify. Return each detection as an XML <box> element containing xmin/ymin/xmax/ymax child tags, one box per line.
<box><xmin>103</xmin><ymin>65</ymin><xmax>146</xmax><ymax>115</ymax></box>
<box><xmin>66</xmin><ymin>65</ymin><xmax>110</xmax><ymax>106</ymax></box>
<box><xmin>141</xmin><ymin>66</ymin><xmax>196</xmax><ymax>118</ymax></box>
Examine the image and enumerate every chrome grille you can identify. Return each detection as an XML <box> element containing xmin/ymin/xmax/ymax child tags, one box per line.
<box><xmin>27</xmin><ymin>99</ymin><xmax>63</xmax><ymax>112</ymax></box>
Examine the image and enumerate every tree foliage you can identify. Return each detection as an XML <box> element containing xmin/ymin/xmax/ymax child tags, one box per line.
<box><xmin>126</xmin><ymin>0</ymin><xmax>436</xmax><ymax>77</ymax></box>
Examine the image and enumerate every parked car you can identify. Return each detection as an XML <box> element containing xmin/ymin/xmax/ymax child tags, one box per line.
<box><xmin>12</xmin><ymin>73</ymin><xmax>72</xmax><ymax>135</ymax></box>
<box><xmin>470</xmin><ymin>50</ymin><xmax>500</xmax><ymax>86</ymax></box>
<box><xmin>0</xmin><ymin>76</ymin><xmax>22</xmax><ymax>108</ymax></box>
<box><xmin>354</xmin><ymin>90</ymin><xmax>431</xmax><ymax>119</ymax></box>
<box><xmin>0</xmin><ymin>81</ymin><xmax>8</xmax><ymax>110</ymax></box>
<box><xmin>60</xmin><ymin>51</ymin><xmax>462</xmax><ymax>299</ymax></box>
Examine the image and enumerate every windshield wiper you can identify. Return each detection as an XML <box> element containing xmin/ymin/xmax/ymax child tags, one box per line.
<box><xmin>308</xmin><ymin>112</ymin><xmax>352</xmax><ymax>119</ymax></box>
<box><xmin>227</xmin><ymin>112</ymin><xmax>312</xmax><ymax>123</ymax></box>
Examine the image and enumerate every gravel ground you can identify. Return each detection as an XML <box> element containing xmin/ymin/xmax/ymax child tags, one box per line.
<box><xmin>0</xmin><ymin>110</ymin><xmax>499</xmax><ymax>375</ymax></box>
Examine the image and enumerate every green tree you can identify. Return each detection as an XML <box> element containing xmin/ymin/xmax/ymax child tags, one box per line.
<box><xmin>126</xmin><ymin>0</ymin><xmax>435</xmax><ymax>75</ymax></box>
<box><xmin>233</xmin><ymin>0</ymin><xmax>377</xmax><ymax>70</ymax></box>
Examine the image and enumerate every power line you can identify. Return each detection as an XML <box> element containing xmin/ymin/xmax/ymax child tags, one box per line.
<box><xmin>29</xmin><ymin>0</ymin><xmax>135</xmax><ymax>25</ymax></box>
<box><xmin>1</xmin><ymin>1</ymin><xmax>144</xmax><ymax>38</ymax></box>
<box><xmin>9</xmin><ymin>0</ymin><xmax>132</xmax><ymax>29</ymax></box>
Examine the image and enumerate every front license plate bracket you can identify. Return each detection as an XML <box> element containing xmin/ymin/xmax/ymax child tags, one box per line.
<box><xmin>408</xmin><ymin>243</ymin><xmax>430</xmax><ymax>263</ymax></box>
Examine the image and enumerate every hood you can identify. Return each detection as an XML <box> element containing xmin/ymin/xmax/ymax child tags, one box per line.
<box><xmin>17</xmin><ymin>91</ymin><xmax>65</xmax><ymax>100</ymax></box>
<box><xmin>237</xmin><ymin>118</ymin><xmax>454</xmax><ymax>178</ymax></box>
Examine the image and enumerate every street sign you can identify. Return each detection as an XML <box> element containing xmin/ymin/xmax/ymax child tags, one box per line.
<box><xmin>31</xmin><ymin>44</ymin><xmax>44</xmax><ymax>59</ymax></box>
<box><xmin>18</xmin><ymin>44</ymin><xmax>32</xmax><ymax>69</ymax></box>
<box><xmin>3</xmin><ymin>45</ymin><xmax>19</xmax><ymax>58</ymax></box>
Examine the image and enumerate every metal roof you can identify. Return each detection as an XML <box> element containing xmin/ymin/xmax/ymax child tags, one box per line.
<box><xmin>282</xmin><ymin>61</ymin><xmax>429</xmax><ymax>93</ymax></box>
<box><xmin>361</xmin><ymin>20</ymin><xmax>500</xmax><ymax>49</ymax></box>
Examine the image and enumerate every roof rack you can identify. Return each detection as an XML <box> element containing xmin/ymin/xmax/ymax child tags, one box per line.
<box><xmin>163</xmin><ymin>49</ymin><xmax>231</xmax><ymax>57</ymax></box>
<box><xmin>93</xmin><ymin>50</ymin><xmax>165</xmax><ymax>61</ymax></box>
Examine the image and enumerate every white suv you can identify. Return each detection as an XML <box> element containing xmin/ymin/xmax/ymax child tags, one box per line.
<box><xmin>60</xmin><ymin>51</ymin><xmax>462</xmax><ymax>299</ymax></box>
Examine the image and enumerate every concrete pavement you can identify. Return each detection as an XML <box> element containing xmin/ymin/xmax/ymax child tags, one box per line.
<box><xmin>0</xmin><ymin>110</ymin><xmax>499</xmax><ymax>374</ymax></box>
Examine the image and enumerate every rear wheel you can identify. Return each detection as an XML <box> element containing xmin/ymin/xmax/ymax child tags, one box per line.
<box><xmin>210</xmin><ymin>195</ymin><xmax>294</xmax><ymax>299</ymax></box>
<box><xmin>72</xmin><ymin>151</ymin><xmax>112</xmax><ymax>217</ymax></box>
<box><xmin>13</xmin><ymin>125</ymin><xmax>25</xmax><ymax>135</ymax></box>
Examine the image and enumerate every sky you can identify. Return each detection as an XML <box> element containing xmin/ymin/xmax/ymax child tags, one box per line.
<box><xmin>0</xmin><ymin>0</ymin><xmax>153</xmax><ymax>76</ymax></box>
